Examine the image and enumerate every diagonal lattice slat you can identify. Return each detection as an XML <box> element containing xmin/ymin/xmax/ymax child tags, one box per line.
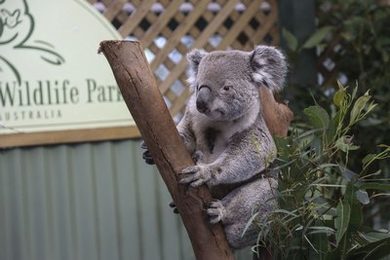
<box><xmin>90</xmin><ymin>0</ymin><xmax>279</xmax><ymax>119</ymax></box>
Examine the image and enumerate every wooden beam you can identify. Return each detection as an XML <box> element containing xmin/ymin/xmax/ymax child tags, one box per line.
<box><xmin>98</xmin><ymin>40</ymin><xmax>234</xmax><ymax>260</ymax></box>
<box><xmin>0</xmin><ymin>126</ymin><xmax>140</xmax><ymax>148</ymax></box>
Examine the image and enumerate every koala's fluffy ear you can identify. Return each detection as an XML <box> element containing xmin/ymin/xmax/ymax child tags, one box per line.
<box><xmin>250</xmin><ymin>46</ymin><xmax>287</xmax><ymax>92</ymax></box>
<box><xmin>187</xmin><ymin>49</ymin><xmax>207</xmax><ymax>86</ymax></box>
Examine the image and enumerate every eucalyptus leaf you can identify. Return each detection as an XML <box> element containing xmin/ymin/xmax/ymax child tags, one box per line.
<box><xmin>360</xmin><ymin>182</ymin><xmax>390</xmax><ymax>191</ymax></box>
<box><xmin>349</xmin><ymin>201</ymin><xmax>363</xmax><ymax>230</ymax></box>
<box><xmin>282</xmin><ymin>28</ymin><xmax>298</xmax><ymax>51</ymax></box>
<box><xmin>347</xmin><ymin>237</ymin><xmax>390</xmax><ymax>259</ymax></box>
<box><xmin>302</xmin><ymin>26</ymin><xmax>332</xmax><ymax>49</ymax></box>
<box><xmin>318</xmin><ymin>163</ymin><xmax>339</xmax><ymax>169</ymax></box>
<box><xmin>333</xmin><ymin>87</ymin><xmax>346</xmax><ymax>107</ymax></box>
<box><xmin>304</xmin><ymin>106</ymin><xmax>330</xmax><ymax>130</ymax></box>
<box><xmin>335</xmin><ymin>200</ymin><xmax>351</xmax><ymax>245</ymax></box>
<box><xmin>349</xmin><ymin>93</ymin><xmax>371</xmax><ymax>125</ymax></box>
<box><xmin>335</xmin><ymin>136</ymin><xmax>360</xmax><ymax>152</ymax></box>
<box><xmin>308</xmin><ymin>226</ymin><xmax>336</xmax><ymax>235</ymax></box>
<box><xmin>361</xmin><ymin>231</ymin><xmax>390</xmax><ymax>243</ymax></box>
<box><xmin>336</xmin><ymin>80</ymin><xmax>346</xmax><ymax>90</ymax></box>
<box><xmin>241</xmin><ymin>212</ymin><xmax>259</xmax><ymax>238</ymax></box>
<box><xmin>304</xmin><ymin>235</ymin><xmax>319</xmax><ymax>253</ymax></box>
<box><xmin>351</xmin><ymin>85</ymin><xmax>358</xmax><ymax>101</ymax></box>
<box><xmin>344</xmin><ymin>183</ymin><xmax>356</xmax><ymax>202</ymax></box>
<box><xmin>362</xmin><ymin>153</ymin><xmax>376</xmax><ymax>166</ymax></box>
<box><xmin>326</xmin><ymin>119</ymin><xmax>336</xmax><ymax>145</ymax></box>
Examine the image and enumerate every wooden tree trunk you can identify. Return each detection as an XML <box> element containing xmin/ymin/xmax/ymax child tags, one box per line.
<box><xmin>99</xmin><ymin>40</ymin><xmax>234</xmax><ymax>260</ymax></box>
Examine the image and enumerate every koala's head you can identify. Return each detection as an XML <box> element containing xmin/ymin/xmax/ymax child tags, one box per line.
<box><xmin>187</xmin><ymin>45</ymin><xmax>287</xmax><ymax>121</ymax></box>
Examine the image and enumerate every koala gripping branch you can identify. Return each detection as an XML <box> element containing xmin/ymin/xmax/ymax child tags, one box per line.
<box><xmin>99</xmin><ymin>41</ymin><xmax>234</xmax><ymax>260</ymax></box>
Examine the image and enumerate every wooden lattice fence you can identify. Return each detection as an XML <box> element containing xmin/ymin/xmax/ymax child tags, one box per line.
<box><xmin>316</xmin><ymin>35</ymin><xmax>344</xmax><ymax>88</ymax></box>
<box><xmin>88</xmin><ymin>0</ymin><xmax>279</xmax><ymax>119</ymax></box>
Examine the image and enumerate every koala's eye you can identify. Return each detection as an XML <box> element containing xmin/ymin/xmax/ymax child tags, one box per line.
<box><xmin>223</xmin><ymin>85</ymin><xmax>232</xmax><ymax>91</ymax></box>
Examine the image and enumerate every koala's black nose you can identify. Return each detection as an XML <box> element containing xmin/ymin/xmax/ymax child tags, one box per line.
<box><xmin>196</xmin><ymin>85</ymin><xmax>211</xmax><ymax>113</ymax></box>
<box><xmin>196</xmin><ymin>99</ymin><xmax>208</xmax><ymax>113</ymax></box>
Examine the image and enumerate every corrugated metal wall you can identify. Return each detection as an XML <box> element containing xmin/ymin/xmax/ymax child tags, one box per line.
<box><xmin>0</xmin><ymin>140</ymin><xmax>252</xmax><ymax>260</ymax></box>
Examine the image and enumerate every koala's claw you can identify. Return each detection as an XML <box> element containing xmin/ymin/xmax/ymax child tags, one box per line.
<box><xmin>180</xmin><ymin>165</ymin><xmax>199</xmax><ymax>175</ymax></box>
<box><xmin>179</xmin><ymin>165</ymin><xmax>211</xmax><ymax>187</ymax></box>
<box><xmin>192</xmin><ymin>150</ymin><xmax>204</xmax><ymax>163</ymax></box>
<box><xmin>142</xmin><ymin>150</ymin><xmax>155</xmax><ymax>165</ymax></box>
<box><xmin>169</xmin><ymin>201</ymin><xmax>179</xmax><ymax>214</ymax></box>
<box><xmin>179</xmin><ymin>172</ymin><xmax>205</xmax><ymax>187</ymax></box>
<box><xmin>169</xmin><ymin>201</ymin><xmax>176</xmax><ymax>208</ymax></box>
<box><xmin>207</xmin><ymin>200</ymin><xmax>225</xmax><ymax>224</ymax></box>
<box><xmin>141</xmin><ymin>141</ymin><xmax>155</xmax><ymax>165</ymax></box>
<box><xmin>190</xmin><ymin>179</ymin><xmax>205</xmax><ymax>187</ymax></box>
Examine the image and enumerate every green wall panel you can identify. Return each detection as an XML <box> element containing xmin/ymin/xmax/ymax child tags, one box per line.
<box><xmin>0</xmin><ymin>140</ymin><xmax>252</xmax><ymax>260</ymax></box>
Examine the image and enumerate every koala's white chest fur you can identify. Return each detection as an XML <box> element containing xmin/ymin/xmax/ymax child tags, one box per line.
<box><xmin>192</xmin><ymin>118</ymin><xmax>228</xmax><ymax>163</ymax></box>
<box><xmin>191</xmin><ymin>102</ymin><xmax>260</xmax><ymax>163</ymax></box>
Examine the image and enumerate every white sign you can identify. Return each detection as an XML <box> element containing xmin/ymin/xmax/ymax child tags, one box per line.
<box><xmin>0</xmin><ymin>0</ymin><xmax>135</xmax><ymax>141</ymax></box>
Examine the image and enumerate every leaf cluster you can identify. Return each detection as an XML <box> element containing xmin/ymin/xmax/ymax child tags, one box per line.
<box><xmin>281</xmin><ymin>0</ymin><xmax>390</xmax><ymax>228</ymax></box>
<box><xmin>252</xmin><ymin>83</ymin><xmax>390</xmax><ymax>259</ymax></box>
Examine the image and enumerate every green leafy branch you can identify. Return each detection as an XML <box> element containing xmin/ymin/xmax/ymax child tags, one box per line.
<box><xmin>282</xmin><ymin>26</ymin><xmax>333</xmax><ymax>53</ymax></box>
<box><xmin>252</xmin><ymin>82</ymin><xmax>390</xmax><ymax>259</ymax></box>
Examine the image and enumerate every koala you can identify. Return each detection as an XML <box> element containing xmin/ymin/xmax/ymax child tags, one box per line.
<box><xmin>143</xmin><ymin>45</ymin><xmax>287</xmax><ymax>249</ymax></box>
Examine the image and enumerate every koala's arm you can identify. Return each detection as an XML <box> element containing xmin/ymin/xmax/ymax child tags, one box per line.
<box><xmin>207</xmin><ymin>127</ymin><xmax>276</xmax><ymax>186</ymax></box>
<box><xmin>176</xmin><ymin>110</ymin><xmax>196</xmax><ymax>155</ymax></box>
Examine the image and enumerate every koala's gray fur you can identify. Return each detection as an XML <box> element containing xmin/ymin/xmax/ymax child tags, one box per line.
<box><xmin>176</xmin><ymin>45</ymin><xmax>287</xmax><ymax>249</ymax></box>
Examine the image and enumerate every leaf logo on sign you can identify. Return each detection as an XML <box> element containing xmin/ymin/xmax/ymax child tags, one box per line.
<box><xmin>0</xmin><ymin>0</ymin><xmax>65</xmax><ymax>84</ymax></box>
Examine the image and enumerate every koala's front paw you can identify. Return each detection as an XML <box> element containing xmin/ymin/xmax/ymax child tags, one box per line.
<box><xmin>207</xmin><ymin>200</ymin><xmax>226</xmax><ymax>224</ymax></box>
<box><xmin>179</xmin><ymin>165</ymin><xmax>212</xmax><ymax>187</ymax></box>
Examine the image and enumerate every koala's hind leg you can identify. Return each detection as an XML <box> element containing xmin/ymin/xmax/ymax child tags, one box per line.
<box><xmin>220</xmin><ymin>178</ymin><xmax>278</xmax><ymax>249</ymax></box>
